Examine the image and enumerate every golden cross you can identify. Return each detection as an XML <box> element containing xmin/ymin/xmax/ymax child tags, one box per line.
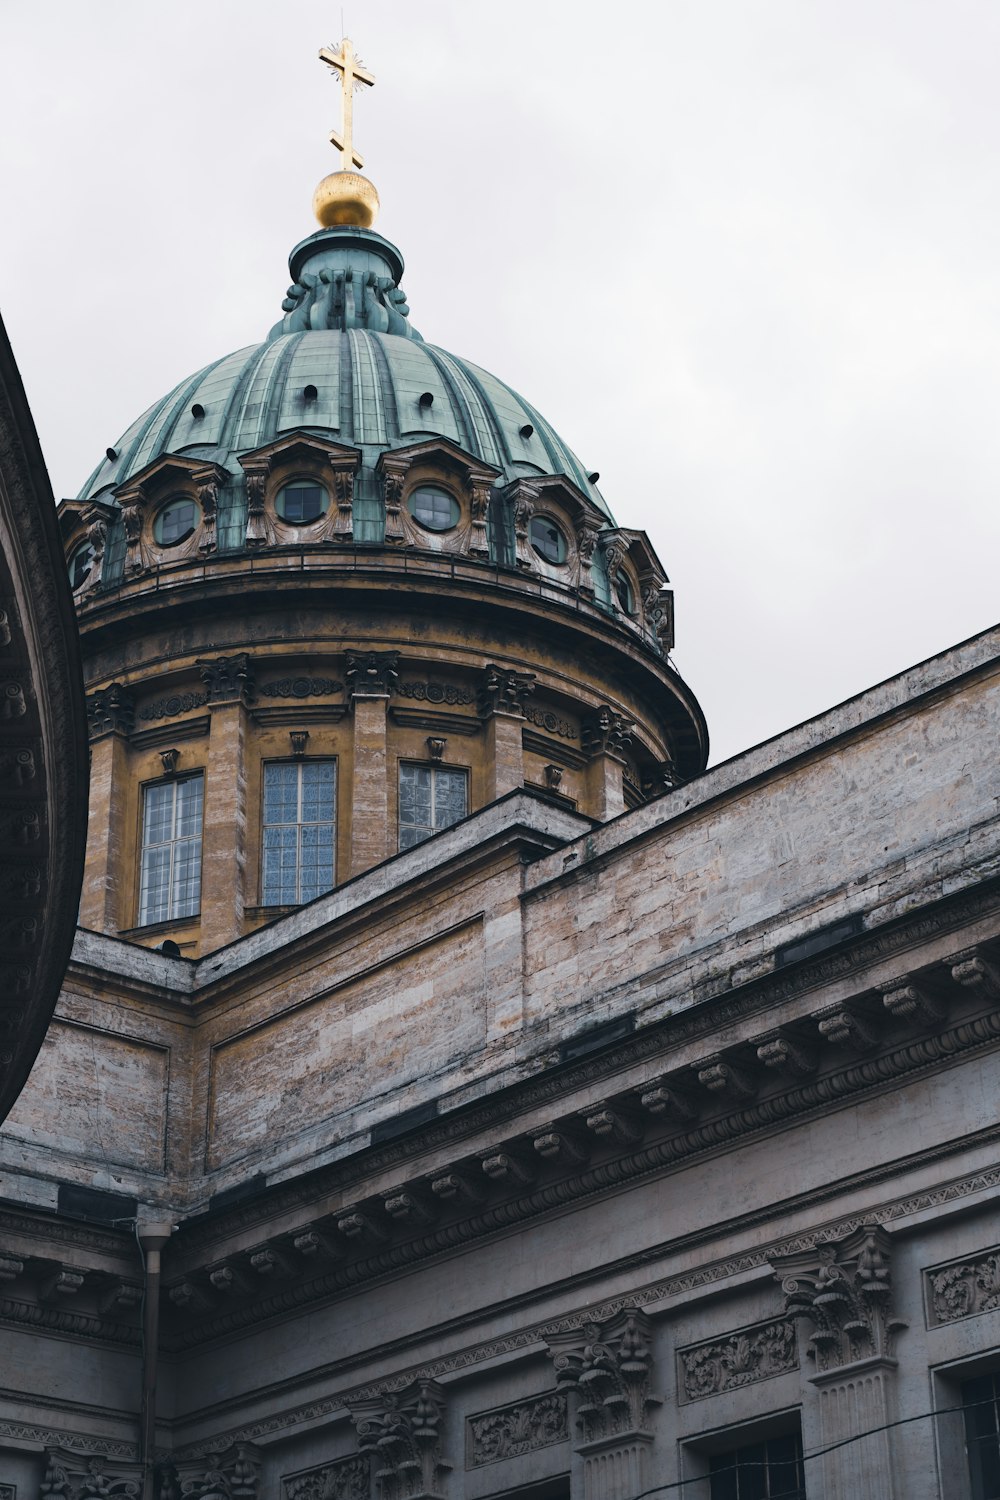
<box><xmin>318</xmin><ymin>37</ymin><xmax>375</xmax><ymax>171</ymax></box>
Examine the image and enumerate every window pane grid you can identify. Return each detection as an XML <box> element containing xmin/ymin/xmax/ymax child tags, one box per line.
<box><xmin>964</xmin><ymin>1373</ymin><xmax>1000</xmax><ymax>1499</ymax></box>
<box><xmin>138</xmin><ymin>775</ymin><xmax>203</xmax><ymax>926</ymax></box>
<box><xmin>709</xmin><ymin>1434</ymin><xmax>806</xmax><ymax>1500</ymax></box>
<box><xmin>399</xmin><ymin>764</ymin><xmax>468</xmax><ymax>850</ymax></box>
<box><xmin>262</xmin><ymin>761</ymin><xmax>336</xmax><ymax>906</ymax></box>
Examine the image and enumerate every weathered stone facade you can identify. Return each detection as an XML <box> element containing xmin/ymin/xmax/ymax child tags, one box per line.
<box><xmin>1</xmin><ymin>627</ymin><xmax>999</xmax><ymax>1497</ymax></box>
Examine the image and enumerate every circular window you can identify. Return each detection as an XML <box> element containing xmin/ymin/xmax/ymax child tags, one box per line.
<box><xmin>276</xmin><ymin>481</ymin><xmax>329</xmax><ymax>524</ymax></box>
<box><xmin>408</xmin><ymin>486</ymin><xmax>460</xmax><ymax>532</ymax></box>
<box><xmin>154</xmin><ymin>498</ymin><xmax>198</xmax><ymax>547</ymax></box>
<box><xmin>615</xmin><ymin>572</ymin><xmax>636</xmax><ymax>615</ymax></box>
<box><xmin>68</xmin><ymin>540</ymin><xmax>95</xmax><ymax>591</ymax></box>
<box><xmin>530</xmin><ymin>515</ymin><xmax>568</xmax><ymax>565</ymax></box>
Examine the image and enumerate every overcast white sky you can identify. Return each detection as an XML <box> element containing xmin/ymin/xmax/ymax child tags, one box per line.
<box><xmin>2</xmin><ymin>1</ymin><xmax>999</xmax><ymax>765</ymax></box>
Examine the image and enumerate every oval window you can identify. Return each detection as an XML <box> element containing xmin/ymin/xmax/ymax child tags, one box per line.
<box><xmin>276</xmin><ymin>481</ymin><xmax>329</xmax><ymax>524</ymax></box>
<box><xmin>615</xmin><ymin>572</ymin><xmax>636</xmax><ymax>615</ymax></box>
<box><xmin>408</xmin><ymin>486</ymin><xmax>460</xmax><ymax>532</ymax></box>
<box><xmin>530</xmin><ymin>515</ymin><xmax>568</xmax><ymax>565</ymax></box>
<box><xmin>68</xmin><ymin>540</ymin><xmax>95</xmax><ymax>591</ymax></box>
<box><xmin>154</xmin><ymin>498</ymin><xmax>198</xmax><ymax>547</ymax></box>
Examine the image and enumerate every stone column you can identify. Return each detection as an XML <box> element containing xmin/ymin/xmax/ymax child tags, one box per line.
<box><xmin>346</xmin><ymin>651</ymin><xmax>398</xmax><ymax>877</ymax></box>
<box><xmin>772</xmin><ymin>1225</ymin><xmax>906</xmax><ymax>1500</ymax></box>
<box><xmin>547</xmin><ymin>1308</ymin><xmax>661</xmax><ymax>1500</ymax></box>
<box><xmin>80</xmin><ymin>684</ymin><xmax>134</xmax><ymax>934</ymax></box>
<box><xmin>349</xmin><ymin>1378</ymin><xmax>451</xmax><ymax>1500</ymax></box>
<box><xmin>196</xmin><ymin>654</ymin><xmax>253</xmax><ymax>950</ymax></box>
<box><xmin>582</xmin><ymin>705</ymin><xmax>633</xmax><ymax>822</ymax></box>
<box><xmin>478</xmin><ymin>664</ymin><xmax>535</xmax><ymax>801</ymax></box>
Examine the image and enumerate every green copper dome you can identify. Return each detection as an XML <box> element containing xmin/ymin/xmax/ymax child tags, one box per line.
<box><xmin>78</xmin><ymin>228</ymin><xmax>612</xmax><ymax>520</ymax></box>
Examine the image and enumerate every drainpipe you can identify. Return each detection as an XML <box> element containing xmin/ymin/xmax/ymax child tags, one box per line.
<box><xmin>138</xmin><ymin>1222</ymin><xmax>174</xmax><ymax>1500</ymax></box>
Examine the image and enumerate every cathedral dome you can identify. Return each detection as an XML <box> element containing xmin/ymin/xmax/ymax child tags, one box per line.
<box><xmin>60</xmin><ymin>182</ymin><xmax>708</xmax><ymax>959</ymax></box>
<box><xmin>77</xmin><ymin>228</ymin><xmax>611</xmax><ymax>519</ymax></box>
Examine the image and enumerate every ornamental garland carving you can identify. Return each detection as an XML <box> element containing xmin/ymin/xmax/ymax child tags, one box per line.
<box><xmin>547</xmin><ymin>1308</ymin><xmax>660</xmax><ymax>1444</ymax></box>
<box><xmin>282</xmin><ymin>1458</ymin><xmax>370</xmax><ymax>1500</ymax></box>
<box><xmin>396</xmin><ymin>681</ymin><xmax>474</xmax><ymax>707</ymax></box>
<box><xmin>772</xmin><ymin>1225</ymin><xmax>906</xmax><ymax>1373</ymax></box>
<box><xmin>466</xmin><ymin>1392</ymin><xmax>568</xmax><ymax>1468</ymax></box>
<box><xmin>678</xmin><ymin>1318</ymin><xmax>797</xmax><ymax>1402</ymax></box>
<box><xmin>522</xmin><ymin>703</ymin><xmax>577</xmax><ymax>739</ymax></box>
<box><xmin>139</xmin><ymin>692</ymin><xmax>209</xmax><ymax>722</ymax></box>
<box><xmin>258</xmin><ymin>677</ymin><xmax>344</xmax><ymax>700</ymax></box>
<box><xmin>927</xmin><ymin>1248</ymin><xmax>1000</xmax><ymax>1325</ymax></box>
<box><xmin>350</xmin><ymin>1379</ymin><xmax>450</xmax><ymax>1500</ymax></box>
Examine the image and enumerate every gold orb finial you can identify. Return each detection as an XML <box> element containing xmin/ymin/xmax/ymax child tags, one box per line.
<box><xmin>316</xmin><ymin>37</ymin><xmax>379</xmax><ymax>228</ymax></box>
<box><xmin>313</xmin><ymin>170</ymin><xmax>380</xmax><ymax>228</ymax></box>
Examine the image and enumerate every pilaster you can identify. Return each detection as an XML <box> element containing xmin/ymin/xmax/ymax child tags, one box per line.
<box><xmin>773</xmin><ymin>1225</ymin><xmax>906</xmax><ymax>1500</ymax></box>
<box><xmin>347</xmin><ymin>651</ymin><xmax>398</xmax><ymax>876</ymax></box>
<box><xmin>582</xmin><ymin>705</ymin><xmax>633</xmax><ymax>821</ymax></box>
<box><xmin>349</xmin><ymin>1378</ymin><xmax>451</xmax><ymax>1500</ymax></box>
<box><xmin>478</xmin><ymin>664</ymin><xmax>535</xmax><ymax>800</ymax></box>
<box><xmin>547</xmin><ymin>1308</ymin><xmax>661</xmax><ymax>1500</ymax></box>
<box><xmin>196</xmin><ymin>654</ymin><xmax>253</xmax><ymax>949</ymax></box>
<box><xmin>81</xmin><ymin>683</ymin><xmax>134</xmax><ymax>933</ymax></box>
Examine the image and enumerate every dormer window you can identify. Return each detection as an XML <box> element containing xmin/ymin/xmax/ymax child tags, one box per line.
<box><xmin>408</xmin><ymin>485</ymin><xmax>460</xmax><ymax>533</ymax></box>
<box><xmin>615</xmin><ymin>572</ymin><xmax>636</xmax><ymax>615</ymax></box>
<box><xmin>530</xmin><ymin>515</ymin><xmax>568</xmax><ymax>565</ymax></box>
<box><xmin>276</xmin><ymin>480</ymin><xmax>329</xmax><ymax>524</ymax></box>
<box><xmin>154</xmin><ymin>497</ymin><xmax>198</xmax><ymax>547</ymax></box>
<box><xmin>68</xmin><ymin>540</ymin><xmax>95</xmax><ymax>592</ymax></box>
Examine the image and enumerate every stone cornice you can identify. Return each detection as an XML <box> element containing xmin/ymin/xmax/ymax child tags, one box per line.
<box><xmin>149</xmin><ymin>924</ymin><xmax>1000</xmax><ymax>1350</ymax></box>
<box><xmin>163</xmin><ymin>875</ymin><xmax>1000</xmax><ymax>1239</ymax></box>
<box><xmin>160</xmin><ymin>1153</ymin><xmax>1000</xmax><ymax>1459</ymax></box>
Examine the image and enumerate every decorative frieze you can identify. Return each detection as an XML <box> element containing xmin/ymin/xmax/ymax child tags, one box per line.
<box><xmin>772</xmin><ymin>1225</ymin><xmax>905</xmax><ymax>1373</ymax></box>
<box><xmin>139</xmin><ymin>691</ymin><xmax>209</xmax><ymax>722</ymax></box>
<box><xmin>466</xmin><ymin>1392</ymin><xmax>568</xmax><ymax>1468</ymax></box>
<box><xmin>396</xmin><ymin>681</ymin><xmax>473</xmax><ymax>707</ymax></box>
<box><xmin>522</xmin><ymin>702</ymin><xmax>577</xmax><ymax>739</ymax></box>
<box><xmin>258</xmin><ymin>677</ymin><xmax>343</xmax><ymax>700</ymax></box>
<box><xmin>282</xmin><ymin>1458</ymin><xmax>369</xmax><ymax>1500</ymax></box>
<box><xmin>678</xmin><ymin>1318</ymin><xmax>797</xmax><ymax>1402</ymax></box>
<box><xmin>926</xmin><ymin>1245</ymin><xmax>1000</xmax><ymax>1325</ymax></box>
<box><xmin>477</xmin><ymin>664</ymin><xmax>535</xmax><ymax>718</ymax></box>
<box><xmin>346</xmin><ymin>651</ymin><xmax>399</xmax><ymax>701</ymax></box>
<box><xmin>350</xmin><ymin>1379</ymin><xmax>450</xmax><ymax>1500</ymax></box>
<box><xmin>547</xmin><ymin>1308</ymin><xmax>659</xmax><ymax>1443</ymax></box>
<box><xmin>86</xmin><ymin>683</ymin><xmax>135</xmax><ymax>738</ymax></box>
<box><xmin>196</xmin><ymin>654</ymin><xmax>255</xmax><ymax>707</ymax></box>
